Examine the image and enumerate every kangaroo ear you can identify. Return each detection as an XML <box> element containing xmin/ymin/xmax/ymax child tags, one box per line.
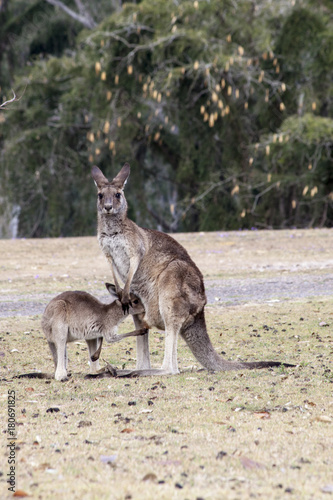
<box><xmin>105</xmin><ymin>283</ymin><xmax>118</xmax><ymax>299</ymax></box>
<box><xmin>111</xmin><ymin>163</ymin><xmax>130</xmax><ymax>189</ymax></box>
<box><xmin>92</xmin><ymin>166</ymin><xmax>109</xmax><ymax>188</ymax></box>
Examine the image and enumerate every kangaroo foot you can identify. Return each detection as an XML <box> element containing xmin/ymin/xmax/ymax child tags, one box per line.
<box><xmin>116</xmin><ymin>368</ymin><xmax>175</xmax><ymax>377</ymax></box>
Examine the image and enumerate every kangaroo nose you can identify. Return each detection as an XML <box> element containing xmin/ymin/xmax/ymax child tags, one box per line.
<box><xmin>104</xmin><ymin>204</ymin><xmax>112</xmax><ymax>212</ymax></box>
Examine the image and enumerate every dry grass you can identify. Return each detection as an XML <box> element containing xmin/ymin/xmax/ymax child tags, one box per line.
<box><xmin>1</xmin><ymin>230</ymin><xmax>332</xmax><ymax>499</ymax></box>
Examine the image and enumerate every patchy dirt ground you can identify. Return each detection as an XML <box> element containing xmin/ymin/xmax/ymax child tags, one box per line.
<box><xmin>0</xmin><ymin>229</ymin><xmax>332</xmax><ymax>499</ymax></box>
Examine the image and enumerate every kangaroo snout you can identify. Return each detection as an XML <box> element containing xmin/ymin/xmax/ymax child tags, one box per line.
<box><xmin>103</xmin><ymin>203</ymin><xmax>112</xmax><ymax>213</ymax></box>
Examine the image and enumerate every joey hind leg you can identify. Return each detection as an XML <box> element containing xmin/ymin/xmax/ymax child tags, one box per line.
<box><xmin>86</xmin><ymin>338</ymin><xmax>102</xmax><ymax>372</ymax></box>
<box><xmin>54</xmin><ymin>340</ymin><xmax>69</xmax><ymax>381</ymax></box>
<box><xmin>48</xmin><ymin>341</ymin><xmax>58</xmax><ymax>369</ymax></box>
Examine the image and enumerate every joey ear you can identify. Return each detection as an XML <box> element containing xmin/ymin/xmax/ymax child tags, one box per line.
<box><xmin>105</xmin><ymin>283</ymin><xmax>118</xmax><ymax>299</ymax></box>
<box><xmin>92</xmin><ymin>166</ymin><xmax>109</xmax><ymax>188</ymax></box>
<box><xmin>111</xmin><ymin>163</ymin><xmax>130</xmax><ymax>189</ymax></box>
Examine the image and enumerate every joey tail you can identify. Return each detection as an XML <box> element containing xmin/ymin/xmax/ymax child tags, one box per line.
<box><xmin>180</xmin><ymin>311</ymin><xmax>294</xmax><ymax>371</ymax></box>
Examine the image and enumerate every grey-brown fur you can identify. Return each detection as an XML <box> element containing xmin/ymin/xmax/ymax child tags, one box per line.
<box><xmin>42</xmin><ymin>283</ymin><xmax>146</xmax><ymax>380</ymax></box>
<box><xmin>92</xmin><ymin>164</ymin><xmax>294</xmax><ymax>376</ymax></box>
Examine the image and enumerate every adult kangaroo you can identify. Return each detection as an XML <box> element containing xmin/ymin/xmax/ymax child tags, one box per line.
<box><xmin>92</xmin><ymin>163</ymin><xmax>293</xmax><ymax>376</ymax></box>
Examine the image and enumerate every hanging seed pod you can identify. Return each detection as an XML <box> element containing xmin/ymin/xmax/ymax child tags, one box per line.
<box><xmin>209</xmin><ymin>114</ymin><xmax>215</xmax><ymax>127</ymax></box>
<box><xmin>154</xmin><ymin>132</ymin><xmax>160</xmax><ymax>141</ymax></box>
<box><xmin>231</xmin><ymin>185</ymin><xmax>239</xmax><ymax>196</ymax></box>
<box><xmin>100</xmin><ymin>40</ymin><xmax>104</xmax><ymax>47</ymax></box>
<box><xmin>280</xmin><ymin>102</ymin><xmax>285</xmax><ymax>111</ymax></box>
<box><xmin>115</xmin><ymin>75</ymin><xmax>119</xmax><ymax>85</ymax></box>
<box><xmin>106</xmin><ymin>91</ymin><xmax>112</xmax><ymax>101</ymax></box>
<box><xmin>164</xmin><ymin>116</ymin><xmax>169</xmax><ymax>124</ymax></box>
<box><xmin>267</xmin><ymin>173</ymin><xmax>272</xmax><ymax>182</ymax></box>
<box><xmin>266</xmin><ymin>145</ymin><xmax>270</xmax><ymax>156</ymax></box>
<box><xmin>291</xmin><ymin>200</ymin><xmax>297</xmax><ymax>209</ymax></box>
<box><xmin>308</xmin><ymin>164</ymin><xmax>312</xmax><ymax>170</ymax></box>
<box><xmin>203</xmin><ymin>112</ymin><xmax>208</xmax><ymax>122</ymax></box>
<box><xmin>302</xmin><ymin>186</ymin><xmax>309</xmax><ymax>196</ymax></box>
<box><xmin>218</xmin><ymin>100</ymin><xmax>223</xmax><ymax>109</ymax></box>
<box><xmin>101</xmin><ymin>71</ymin><xmax>106</xmax><ymax>81</ymax></box>
<box><xmin>312</xmin><ymin>102</ymin><xmax>316</xmax><ymax>111</ymax></box>
<box><xmin>235</xmin><ymin>88</ymin><xmax>239</xmax><ymax>99</ymax></box>
<box><xmin>127</xmin><ymin>65</ymin><xmax>133</xmax><ymax>75</ymax></box>
<box><xmin>244</xmin><ymin>102</ymin><xmax>248</xmax><ymax>110</ymax></box>
<box><xmin>249</xmin><ymin>157</ymin><xmax>253</xmax><ymax>165</ymax></box>
<box><xmin>193</xmin><ymin>61</ymin><xmax>199</xmax><ymax>70</ymax></box>
<box><xmin>226</xmin><ymin>34</ymin><xmax>231</xmax><ymax>42</ymax></box>
<box><xmin>281</xmin><ymin>82</ymin><xmax>286</xmax><ymax>92</ymax></box>
<box><xmin>225</xmin><ymin>105</ymin><xmax>230</xmax><ymax>114</ymax></box>
<box><xmin>227</xmin><ymin>86</ymin><xmax>232</xmax><ymax>96</ymax></box>
<box><xmin>95</xmin><ymin>62</ymin><xmax>101</xmax><ymax>75</ymax></box>
<box><xmin>103</xmin><ymin>121</ymin><xmax>110</xmax><ymax>134</ymax></box>
<box><xmin>109</xmin><ymin>141</ymin><xmax>115</xmax><ymax>150</ymax></box>
<box><xmin>240</xmin><ymin>209</ymin><xmax>246</xmax><ymax>218</ymax></box>
<box><xmin>95</xmin><ymin>148</ymin><xmax>101</xmax><ymax>156</ymax></box>
<box><xmin>117</xmin><ymin>117</ymin><xmax>122</xmax><ymax>127</ymax></box>
<box><xmin>200</xmin><ymin>105</ymin><xmax>205</xmax><ymax>114</ymax></box>
<box><xmin>221</xmin><ymin>78</ymin><xmax>226</xmax><ymax>89</ymax></box>
<box><xmin>137</xmin><ymin>111</ymin><xmax>141</xmax><ymax>119</ymax></box>
<box><xmin>212</xmin><ymin>91</ymin><xmax>218</xmax><ymax>102</ymax></box>
<box><xmin>311</xmin><ymin>186</ymin><xmax>318</xmax><ymax>197</ymax></box>
<box><xmin>238</xmin><ymin>46</ymin><xmax>244</xmax><ymax>56</ymax></box>
<box><xmin>194</xmin><ymin>1</ymin><xmax>199</xmax><ymax>8</ymax></box>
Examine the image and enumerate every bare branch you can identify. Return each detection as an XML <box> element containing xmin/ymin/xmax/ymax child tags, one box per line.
<box><xmin>44</xmin><ymin>0</ymin><xmax>97</xmax><ymax>29</ymax></box>
<box><xmin>0</xmin><ymin>90</ymin><xmax>17</xmax><ymax>109</ymax></box>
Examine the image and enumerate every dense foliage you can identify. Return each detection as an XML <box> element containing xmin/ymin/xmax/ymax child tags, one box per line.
<box><xmin>0</xmin><ymin>0</ymin><xmax>332</xmax><ymax>237</ymax></box>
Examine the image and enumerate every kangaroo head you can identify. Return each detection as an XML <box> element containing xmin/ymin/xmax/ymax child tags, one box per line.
<box><xmin>92</xmin><ymin>164</ymin><xmax>130</xmax><ymax>216</ymax></box>
<box><xmin>105</xmin><ymin>283</ymin><xmax>145</xmax><ymax>315</ymax></box>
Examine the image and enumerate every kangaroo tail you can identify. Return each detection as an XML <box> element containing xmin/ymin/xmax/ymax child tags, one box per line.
<box><xmin>180</xmin><ymin>311</ymin><xmax>294</xmax><ymax>371</ymax></box>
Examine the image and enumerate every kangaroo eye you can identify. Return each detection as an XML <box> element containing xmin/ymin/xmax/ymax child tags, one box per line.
<box><xmin>115</xmin><ymin>192</ymin><xmax>121</xmax><ymax>199</ymax></box>
<box><xmin>98</xmin><ymin>193</ymin><xmax>103</xmax><ymax>200</ymax></box>
<box><xmin>133</xmin><ymin>299</ymin><xmax>139</xmax><ymax>304</ymax></box>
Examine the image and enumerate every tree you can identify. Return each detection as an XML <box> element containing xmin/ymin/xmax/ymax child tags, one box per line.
<box><xmin>0</xmin><ymin>0</ymin><xmax>332</xmax><ymax>237</ymax></box>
